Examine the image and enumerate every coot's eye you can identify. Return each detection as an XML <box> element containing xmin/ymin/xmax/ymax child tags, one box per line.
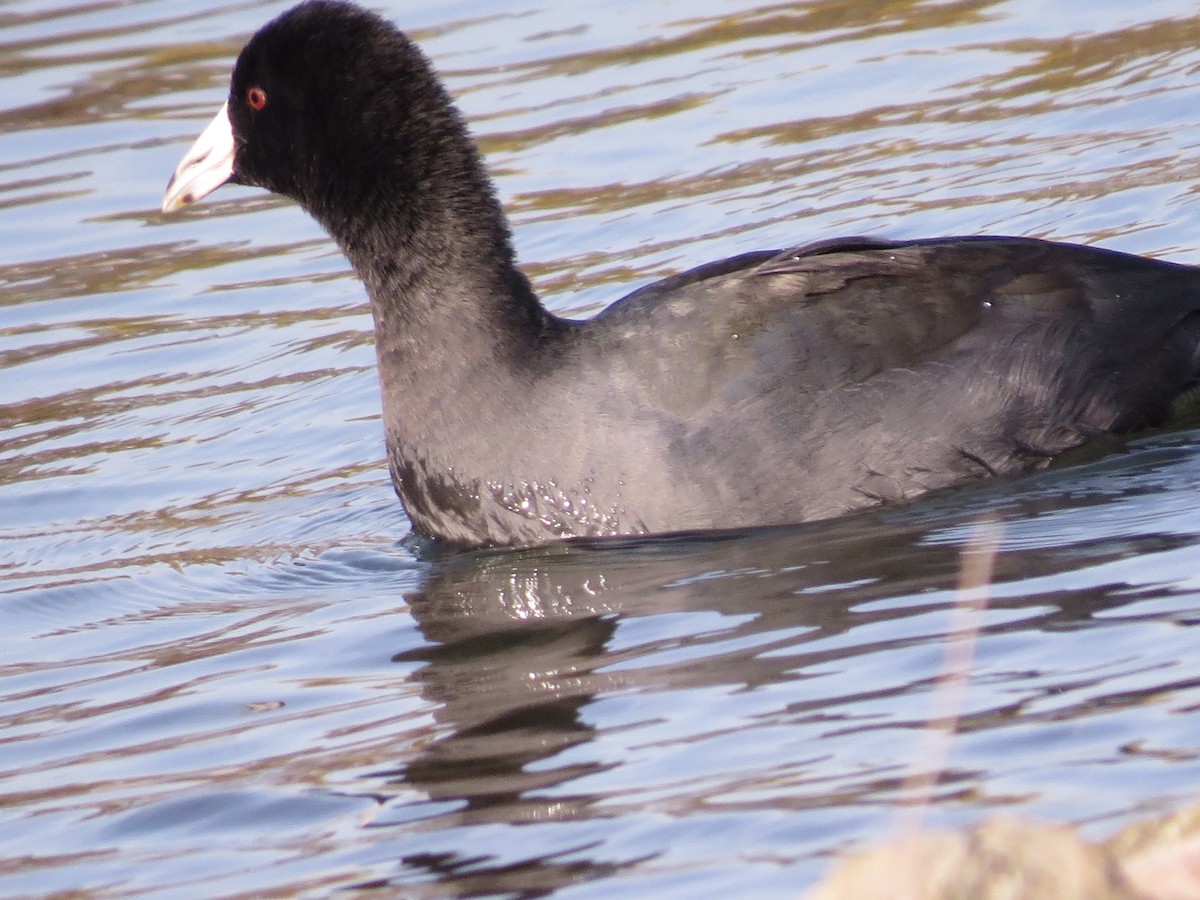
<box><xmin>247</xmin><ymin>86</ymin><xmax>267</xmax><ymax>111</ymax></box>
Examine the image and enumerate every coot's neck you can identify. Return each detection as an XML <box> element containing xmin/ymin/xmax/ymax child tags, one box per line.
<box><xmin>290</xmin><ymin>50</ymin><xmax>571</xmax><ymax>492</ymax></box>
<box><xmin>333</xmin><ymin>187</ymin><xmax>551</xmax><ymax>371</ymax></box>
<box><xmin>344</xmin><ymin>165</ymin><xmax>542</xmax><ymax>331</ymax></box>
<box><xmin>296</xmin><ymin>57</ymin><xmax>559</xmax><ymax>386</ymax></box>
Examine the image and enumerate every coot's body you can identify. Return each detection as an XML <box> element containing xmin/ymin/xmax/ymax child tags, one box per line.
<box><xmin>163</xmin><ymin>1</ymin><xmax>1200</xmax><ymax>549</ymax></box>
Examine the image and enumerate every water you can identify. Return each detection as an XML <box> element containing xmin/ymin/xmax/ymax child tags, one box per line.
<box><xmin>4</xmin><ymin>0</ymin><xmax>1200</xmax><ymax>895</ymax></box>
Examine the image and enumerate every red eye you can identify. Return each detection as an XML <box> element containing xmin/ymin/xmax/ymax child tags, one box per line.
<box><xmin>247</xmin><ymin>87</ymin><xmax>267</xmax><ymax>111</ymax></box>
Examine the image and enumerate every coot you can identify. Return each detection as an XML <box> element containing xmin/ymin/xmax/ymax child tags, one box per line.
<box><xmin>163</xmin><ymin>0</ymin><xmax>1200</xmax><ymax>549</ymax></box>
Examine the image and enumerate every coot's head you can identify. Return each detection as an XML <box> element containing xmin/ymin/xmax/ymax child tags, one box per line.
<box><xmin>162</xmin><ymin>0</ymin><xmax>466</xmax><ymax>223</ymax></box>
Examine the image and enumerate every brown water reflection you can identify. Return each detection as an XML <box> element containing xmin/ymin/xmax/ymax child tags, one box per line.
<box><xmin>363</xmin><ymin>490</ymin><xmax>1198</xmax><ymax>894</ymax></box>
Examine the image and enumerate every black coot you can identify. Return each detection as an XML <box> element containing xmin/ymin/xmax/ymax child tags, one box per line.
<box><xmin>163</xmin><ymin>0</ymin><xmax>1200</xmax><ymax>549</ymax></box>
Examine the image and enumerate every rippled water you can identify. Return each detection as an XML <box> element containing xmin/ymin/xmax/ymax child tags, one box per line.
<box><xmin>4</xmin><ymin>0</ymin><xmax>1200</xmax><ymax>895</ymax></box>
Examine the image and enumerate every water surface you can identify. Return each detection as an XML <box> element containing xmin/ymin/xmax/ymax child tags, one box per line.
<box><xmin>3</xmin><ymin>0</ymin><xmax>1200</xmax><ymax>895</ymax></box>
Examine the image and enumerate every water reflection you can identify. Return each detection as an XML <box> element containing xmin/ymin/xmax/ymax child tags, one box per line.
<box><xmin>361</xmin><ymin>474</ymin><xmax>1199</xmax><ymax>893</ymax></box>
